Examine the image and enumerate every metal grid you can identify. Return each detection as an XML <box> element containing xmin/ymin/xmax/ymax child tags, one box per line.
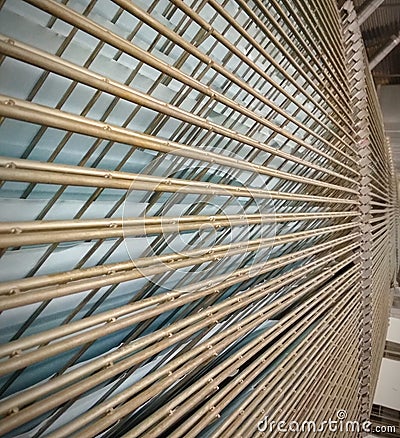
<box><xmin>0</xmin><ymin>0</ymin><xmax>397</xmax><ymax>437</ymax></box>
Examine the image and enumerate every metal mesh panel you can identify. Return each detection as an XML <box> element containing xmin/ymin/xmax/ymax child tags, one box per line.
<box><xmin>0</xmin><ymin>0</ymin><xmax>397</xmax><ymax>436</ymax></box>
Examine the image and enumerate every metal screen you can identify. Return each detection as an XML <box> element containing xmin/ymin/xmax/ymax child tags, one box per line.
<box><xmin>0</xmin><ymin>0</ymin><xmax>397</xmax><ymax>436</ymax></box>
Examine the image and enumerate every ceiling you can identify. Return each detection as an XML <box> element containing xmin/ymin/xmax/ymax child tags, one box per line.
<box><xmin>355</xmin><ymin>0</ymin><xmax>400</xmax><ymax>84</ymax></box>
